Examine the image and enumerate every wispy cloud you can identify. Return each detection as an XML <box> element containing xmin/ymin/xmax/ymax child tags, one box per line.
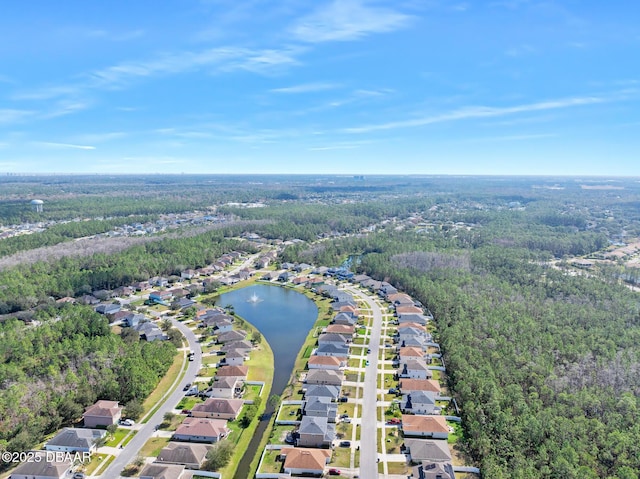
<box><xmin>0</xmin><ymin>109</ymin><xmax>34</xmax><ymax>124</ymax></box>
<box><xmin>344</xmin><ymin>95</ymin><xmax>608</xmax><ymax>133</ymax></box>
<box><xmin>36</xmin><ymin>142</ymin><xmax>96</xmax><ymax>150</ymax></box>
<box><xmin>71</xmin><ymin>132</ymin><xmax>127</xmax><ymax>143</ymax></box>
<box><xmin>464</xmin><ymin>133</ymin><xmax>558</xmax><ymax>142</ymax></box>
<box><xmin>89</xmin><ymin>46</ymin><xmax>301</xmax><ymax>87</ymax></box>
<box><xmin>271</xmin><ymin>82</ymin><xmax>340</xmax><ymax>94</ymax></box>
<box><xmin>42</xmin><ymin>101</ymin><xmax>91</xmax><ymax>119</ymax></box>
<box><xmin>290</xmin><ymin>0</ymin><xmax>413</xmax><ymax>43</ymax></box>
<box><xmin>505</xmin><ymin>44</ymin><xmax>537</xmax><ymax>57</ymax></box>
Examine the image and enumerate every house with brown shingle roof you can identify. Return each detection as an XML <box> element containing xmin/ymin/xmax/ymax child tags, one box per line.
<box><xmin>307</xmin><ymin>355</ymin><xmax>346</xmax><ymax>370</ymax></box>
<box><xmin>156</xmin><ymin>442</ymin><xmax>213</xmax><ymax>469</ymax></box>
<box><xmin>281</xmin><ymin>447</ymin><xmax>331</xmax><ymax>476</ymax></box>
<box><xmin>172</xmin><ymin>417</ymin><xmax>230</xmax><ymax>443</ymax></box>
<box><xmin>399</xmin><ymin>378</ymin><xmax>441</xmax><ymax>395</ymax></box>
<box><xmin>401</xmin><ymin>414</ymin><xmax>449</xmax><ymax>439</ymax></box>
<box><xmin>325</xmin><ymin>324</ymin><xmax>355</xmax><ymax>335</ymax></box>
<box><xmin>216</xmin><ymin>365</ymin><xmax>248</xmax><ymax>380</ymax></box>
<box><xmin>396</xmin><ymin>305</ymin><xmax>423</xmax><ymax>315</ymax></box>
<box><xmin>82</xmin><ymin>400</ymin><xmax>122</xmax><ymax>428</ymax></box>
<box><xmin>191</xmin><ymin>398</ymin><xmax>244</xmax><ymax>420</ymax></box>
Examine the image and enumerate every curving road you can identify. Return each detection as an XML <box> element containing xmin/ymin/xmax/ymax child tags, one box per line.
<box><xmin>347</xmin><ymin>286</ymin><xmax>384</xmax><ymax>479</ymax></box>
<box><xmin>100</xmin><ymin>318</ymin><xmax>202</xmax><ymax>478</ymax></box>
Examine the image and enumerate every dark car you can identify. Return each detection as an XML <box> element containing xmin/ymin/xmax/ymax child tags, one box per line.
<box><xmin>181</xmin><ymin>409</ymin><xmax>191</xmax><ymax>414</ymax></box>
<box><xmin>338</xmin><ymin>396</ymin><xmax>348</xmax><ymax>402</ymax></box>
<box><xmin>339</xmin><ymin>440</ymin><xmax>351</xmax><ymax>447</ymax></box>
<box><xmin>328</xmin><ymin>469</ymin><xmax>341</xmax><ymax>475</ymax></box>
<box><xmin>183</xmin><ymin>383</ymin><xmax>191</xmax><ymax>391</ymax></box>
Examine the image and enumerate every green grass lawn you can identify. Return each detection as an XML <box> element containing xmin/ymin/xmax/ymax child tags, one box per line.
<box><xmin>278</xmin><ymin>403</ymin><xmax>301</xmax><ymax>421</ymax></box>
<box><xmin>383</xmin><ymin>462</ymin><xmax>410</xmax><ymax>475</ymax></box>
<box><xmin>337</xmin><ymin>402</ymin><xmax>356</xmax><ymax>419</ymax></box>
<box><xmin>104</xmin><ymin>428</ymin><xmax>131</xmax><ymax>447</ymax></box>
<box><xmin>139</xmin><ymin>437</ymin><xmax>170</xmax><ymax>457</ymax></box>
<box><xmin>83</xmin><ymin>453</ymin><xmax>114</xmax><ymax>476</ymax></box>
<box><xmin>348</xmin><ymin>357</ymin><xmax>362</xmax><ymax>368</ymax></box>
<box><xmin>330</xmin><ymin>445</ymin><xmax>352</xmax><ymax>467</ymax></box>
<box><xmin>141</xmin><ymin>349</ymin><xmax>186</xmax><ymax>417</ymax></box>
<box><xmin>176</xmin><ymin>396</ymin><xmax>204</xmax><ymax>411</ymax></box>
<box><xmin>258</xmin><ymin>449</ymin><xmax>283</xmax><ymax>474</ymax></box>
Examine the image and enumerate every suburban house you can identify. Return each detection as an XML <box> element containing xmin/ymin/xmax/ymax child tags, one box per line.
<box><xmin>220</xmin><ymin>340</ymin><xmax>253</xmax><ymax>354</ymax></box>
<box><xmin>317</xmin><ymin>333</ymin><xmax>351</xmax><ymax>347</ymax></box>
<box><xmin>398</xmin><ymin>314</ymin><xmax>429</xmax><ymax>326</ymax></box>
<box><xmin>401</xmin><ymin>415</ymin><xmax>450</xmax><ymax>439</ymax></box>
<box><xmin>222</xmin><ymin>349</ymin><xmax>246</xmax><ymax>366</ymax></box>
<box><xmin>135</xmin><ymin>321</ymin><xmax>167</xmax><ymax>341</ymax></box>
<box><xmin>399</xmin><ymin>346</ymin><xmax>427</xmax><ymax>362</ymax></box>
<box><xmin>216</xmin><ymin>365</ymin><xmax>248</xmax><ymax>380</ymax></box>
<box><xmin>398</xmin><ymin>359</ymin><xmax>431</xmax><ymax>380</ymax></box>
<box><xmin>83</xmin><ymin>399</ymin><xmax>122</xmax><ymax>427</ymax></box>
<box><xmin>304</xmin><ymin>384</ymin><xmax>340</xmax><ymax>401</ymax></box>
<box><xmin>79</xmin><ymin>294</ymin><xmax>100</xmax><ymax>305</ymax></box>
<box><xmin>191</xmin><ymin>398</ymin><xmax>244</xmax><ymax>420</ymax></box>
<box><xmin>280</xmin><ymin>447</ymin><xmax>332</xmax><ymax>476</ymax></box>
<box><xmin>403</xmin><ymin>438</ymin><xmax>452</xmax><ymax>463</ymax></box>
<box><xmin>401</xmin><ymin>391</ymin><xmax>437</xmax><ymax>415</ymax></box>
<box><xmin>113</xmin><ymin>286</ymin><xmax>134</xmax><ymax>297</ymax></box>
<box><xmin>325</xmin><ymin>324</ymin><xmax>355</xmax><ymax>335</ymax></box>
<box><xmin>156</xmin><ymin>442</ymin><xmax>213</xmax><ymax>469</ymax></box>
<box><xmin>307</xmin><ymin>355</ymin><xmax>346</xmax><ymax>370</ymax></box>
<box><xmin>399</xmin><ymin>379</ymin><xmax>441</xmax><ymax>395</ymax></box>
<box><xmin>361</xmin><ymin>279</ymin><xmax>382</xmax><ymax>291</ymax></box>
<box><xmin>379</xmin><ymin>282</ymin><xmax>398</xmax><ymax>297</ymax></box>
<box><xmin>9</xmin><ymin>452</ymin><xmax>71</xmax><ymax>479</ymax></box>
<box><xmin>352</xmin><ymin>274</ymin><xmax>371</xmax><ymax>284</ymax></box>
<box><xmin>387</xmin><ymin>293</ymin><xmax>416</xmax><ymax>306</ymax></box>
<box><xmin>213</xmin><ymin>319</ymin><xmax>234</xmax><ymax>334</ymax></box>
<box><xmin>149</xmin><ymin>290</ymin><xmax>173</xmax><ymax>304</ymax></box>
<box><xmin>180</xmin><ymin>269</ymin><xmax>198</xmax><ymax>280</ymax></box>
<box><xmin>95</xmin><ymin>303</ymin><xmax>121</xmax><ymax>315</ymax></box>
<box><xmin>330</xmin><ymin>300</ymin><xmax>357</xmax><ymax>311</ymax></box>
<box><xmin>172</xmin><ymin>298</ymin><xmax>196</xmax><ymax>310</ymax></box>
<box><xmin>133</xmin><ymin>281</ymin><xmax>150</xmax><ymax>291</ymax></box>
<box><xmin>396</xmin><ymin>305</ymin><xmax>424</xmax><ymax>315</ymax></box>
<box><xmin>139</xmin><ymin>463</ymin><xmax>186</xmax><ymax>479</ymax></box>
<box><xmin>410</xmin><ymin>461</ymin><xmax>456</xmax><ymax>479</ymax></box>
<box><xmin>217</xmin><ymin>330</ymin><xmax>247</xmax><ymax>343</ymax></box>
<box><xmin>205</xmin><ymin>377</ymin><xmax>242</xmax><ymax>399</ymax></box>
<box><xmin>399</xmin><ymin>335</ymin><xmax>431</xmax><ymax>350</ymax></box>
<box><xmin>44</xmin><ymin>428</ymin><xmax>105</xmax><ymax>453</ymax></box>
<box><xmin>121</xmin><ymin>312</ymin><xmax>146</xmax><ymax>328</ymax></box>
<box><xmin>278</xmin><ymin>271</ymin><xmax>294</xmax><ymax>282</ymax></box>
<box><xmin>332</xmin><ymin>312</ymin><xmax>358</xmax><ymax>326</ymax></box>
<box><xmin>305</xmin><ymin>369</ymin><xmax>344</xmax><ymax>386</ymax></box>
<box><xmin>314</xmin><ymin>343</ymin><xmax>350</xmax><ymax>358</ymax></box>
<box><xmin>172</xmin><ymin>418</ymin><xmax>230</xmax><ymax>443</ymax></box>
<box><xmin>296</xmin><ymin>416</ymin><xmax>336</xmax><ymax>448</ymax></box>
<box><xmin>303</xmin><ymin>396</ymin><xmax>338</xmax><ymax>422</ymax></box>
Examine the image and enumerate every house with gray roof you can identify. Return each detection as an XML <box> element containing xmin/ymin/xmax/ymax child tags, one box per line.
<box><xmin>332</xmin><ymin>312</ymin><xmax>358</xmax><ymax>326</ymax></box>
<box><xmin>9</xmin><ymin>451</ymin><xmax>71</xmax><ymax>479</ymax></box>
<box><xmin>317</xmin><ymin>332</ymin><xmax>351</xmax><ymax>347</ymax></box>
<box><xmin>315</xmin><ymin>343</ymin><xmax>350</xmax><ymax>357</ymax></box>
<box><xmin>304</xmin><ymin>384</ymin><xmax>340</xmax><ymax>401</ymax></box>
<box><xmin>403</xmin><ymin>439</ymin><xmax>452</xmax><ymax>464</ymax></box>
<box><xmin>399</xmin><ymin>359</ymin><xmax>431</xmax><ymax>379</ymax></box>
<box><xmin>139</xmin><ymin>463</ymin><xmax>185</xmax><ymax>479</ymax></box>
<box><xmin>135</xmin><ymin>321</ymin><xmax>167</xmax><ymax>341</ymax></box>
<box><xmin>303</xmin><ymin>396</ymin><xmax>338</xmax><ymax>422</ymax></box>
<box><xmin>220</xmin><ymin>340</ymin><xmax>253</xmax><ymax>353</ymax></box>
<box><xmin>296</xmin><ymin>416</ymin><xmax>336</xmax><ymax>448</ymax></box>
<box><xmin>122</xmin><ymin>312</ymin><xmax>146</xmax><ymax>328</ymax></box>
<box><xmin>398</xmin><ymin>314</ymin><xmax>429</xmax><ymax>326</ymax></box>
<box><xmin>217</xmin><ymin>330</ymin><xmax>247</xmax><ymax>343</ymax></box>
<box><xmin>401</xmin><ymin>391</ymin><xmax>437</xmax><ymax>415</ymax></box>
<box><xmin>156</xmin><ymin>442</ymin><xmax>213</xmax><ymax>469</ymax></box>
<box><xmin>411</xmin><ymin>461</ymin><xmax>455</xmax><ymax>479</ymax></box>
<box><xmin>305</xmin><ymin>369</ymin><xmax>344</xmax><ymax>387</ymax></box>
<box><xmin>44</xmin><ymin>428</ymin><xmax>106</xmax><ymax>453</ymax></box>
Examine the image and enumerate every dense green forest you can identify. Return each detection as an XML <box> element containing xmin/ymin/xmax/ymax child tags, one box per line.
<box><xmin>0</xmin><ymin>305</ymin><xmax>175</xmax><ymax>460</ymax></box>
<box><xmin>0</xmin><ymin>229</ymin><xmax>253</xmax><ymax>313</ymax></box>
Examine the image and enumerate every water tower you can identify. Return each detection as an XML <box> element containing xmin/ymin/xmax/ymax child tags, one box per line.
<box><xmin>30</xmin><ymin>199</ymin><xmax>44</xmax><ymax>213</ymax></box>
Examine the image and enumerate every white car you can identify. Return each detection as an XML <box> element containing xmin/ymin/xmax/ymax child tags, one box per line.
<box><xmin>119</xmin><ymin>419</ymin><xmax>135</xmax><ymax>426</ymax></box>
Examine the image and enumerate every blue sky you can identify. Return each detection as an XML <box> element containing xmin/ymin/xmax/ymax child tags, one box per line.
<box><xmin>1</xmin><ymin>0</ymin><xmax>639</xmax><ymax>175</ymax></box>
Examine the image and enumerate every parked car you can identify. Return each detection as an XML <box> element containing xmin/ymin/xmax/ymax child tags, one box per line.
<box><xmin>386</xmin><ymin>418</ymin><xmax>401</xmax><ymax>425</ymax></box>
<box><xmin>119</xmin><ymin>419</ymin><xmax>134</xmax><ymax>426</ymax></box>
<box><xmin>339</xmin><ymin>441</ymin><xmax>351</xmax><ymax>447</ymax></box>
<box><xmin>183</xmin><ymin>383</ymin><xmax>192</xmax><ymax>391</ymax></box>
<box><xmin>181</xmin><ymin>409</ymin><xmax>191</xmax><ymax>414</ymax></box>
<box><xmin>367</xmin><ymin>348</ymin><xmax>371</xmax><ymax>353</ymax></box>
<box><xmin>340</xmin><ymin>413</ymin><xmax>349</xmax><ymax>419</ymax></box>
<box><xmin>72</xmin><ymin>473</ymin><xmax>85</xmax><ymax>479</ymax></box>
<box><xmin>365</xmin><ymin>360</ymin><xmax>370</xmax><ymax>366</ymax></box>
<box><xmin>328</xmin><ymin>469</ymin><xmax>341</xmax><ymax>475</ymax></box>
<box><xmin>388</xmin><ymin>388</ymin><xmax>397</xmax><ymax>394</ymax></box>
<box><xmin>338</xmin><ymin>396</ymin><xmax>348</xmax><ymax>403</ymax></box>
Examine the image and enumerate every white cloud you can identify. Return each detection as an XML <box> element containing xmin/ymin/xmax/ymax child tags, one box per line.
<box><xmin>344</xmin><ymin>95</ymin><xmax>608</xmax><ymax>133</ymax></box>
<box><xmin>271</xmin><ymin>82</ymin><xmax>340</xmax><ymax>93</ymax></box>
<box><xmin>0</xmin><ymin>109</ymin><xmax>34</xmax><ymax>124</ymax></box>
<box><xmin>291</xmin><ymin>0</ymin><xmax>412</xmax><ymax>43</ymax></box>
<box><xmin>72</xmin><ymin>132</ymin><xmax>127</xmax><ymax>143</ymax></box>
<box><xmin>36</xmin><ymin>142</ymin><xmax>96</xmax><ymax>150</ymax></box>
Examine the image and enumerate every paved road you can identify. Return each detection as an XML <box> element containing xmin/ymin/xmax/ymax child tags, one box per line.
<box><xmin>100</xmin><ymin>318</ymin><xmax>202</xmax><ymax>478</ymax></box>
<box><xmin>348</xmin><ymin>286</ymin><xmax>384</xmax><ymax>479</ymax></box>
